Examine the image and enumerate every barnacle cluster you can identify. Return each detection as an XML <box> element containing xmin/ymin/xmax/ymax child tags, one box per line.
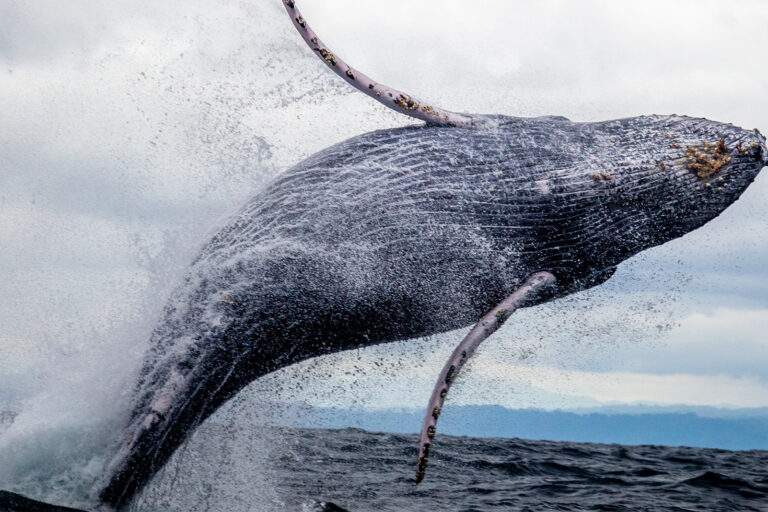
<box><xmin>686</xmin><ymin>139</ymin><xmax>731</xmax><ymax>179</ymax></box>
<box><xmin>416</xmin><ymin>443</ymin><xmax>431</xmax><ymax>482</ymax></box>
<box><xmin>445</xmin><ymin>364</ymin><xmax>456</xmax><ymax>384</ymax></box>
<box><xmin>421</xmin><ymin>105</ymin><xmax>440</xmax><ymax>116</ymax></box>
<box><xmin>314</xmin><ymin>48</ymin><xmax>337</xmax><ymax>67</ymax></box>
<box><xmin>394</xmin><ymin>94</ymin><xmax>420</xmax><ymax>111</ymax></box>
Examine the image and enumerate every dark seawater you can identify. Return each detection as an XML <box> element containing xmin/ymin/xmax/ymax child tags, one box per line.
<box><xmin>269</xmin><ymin>427</ymin><xmax>768</xmax><ymax>512</ymax></box>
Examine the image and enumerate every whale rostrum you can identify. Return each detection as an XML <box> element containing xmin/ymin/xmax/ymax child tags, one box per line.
<box><xmin>1</xmin><ymin>2</ymin><xmax>766</xmax><ymax>511</ymax></box>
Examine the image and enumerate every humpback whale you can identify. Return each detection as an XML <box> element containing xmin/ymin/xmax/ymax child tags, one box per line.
<box><xmin>1</xmin><ymin>2</ymin><xmax>765</xmax><ymax>510</ymax></box>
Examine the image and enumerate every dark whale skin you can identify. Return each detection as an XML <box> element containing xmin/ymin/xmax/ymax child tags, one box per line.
<box><xmin>99</xmin><ymin>114</ymin><xmax>766</xmax><ymax>509</ymax></box>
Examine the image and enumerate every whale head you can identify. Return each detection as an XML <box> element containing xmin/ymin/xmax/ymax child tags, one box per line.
<box><xmin>544</xmin><ymin>115</ymin><xmax>768</xmax><ymax>270</ymax></box>
<box><xmin>656</xmin><ymin>121</ymin><xmax>766</xmax><ymax>237</ymax></box>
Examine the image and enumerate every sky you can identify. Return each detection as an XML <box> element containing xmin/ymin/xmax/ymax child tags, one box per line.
<box><xmin>1</xmin><ymin>0</ymin><xmax>768</xmax><ymax>447</ymax></box>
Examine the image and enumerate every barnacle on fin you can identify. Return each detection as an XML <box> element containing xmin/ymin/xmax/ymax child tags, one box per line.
<box><xmin>445</xmin><ymin>365</ymin><xmax>456</xmax><ymax>384</ymax></box>
<box><xmin>314</xmin><ymin>48</ymin><xmax>337</xmax><ymax>67</ymax></box>
<box><xmin>421</xmin><ymin>105</ymin><xmax>439</xmax><ymax>116</ymax></box>
<box><xmin>395</xmin><ymin>95</ymin><xmax>419</xmax><ymax>111</ymax></box>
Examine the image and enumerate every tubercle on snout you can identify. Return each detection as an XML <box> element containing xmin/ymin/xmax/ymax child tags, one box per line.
<box><xmin>585</xmin><ymin>124</ymin><xmax>765</xmax><ymax>198</ymax></box>
<box><xmin>685</xmin><ymin>139</ymin><xmax>731</xmax><ymax>179</ymax></box>
<box><xmin>686</xmin><ymin>131</ymin><xmax>765</xmax><ymax>184</ymax></box>
<box><xmin>281</xmin><ymin>0</ymin><xmax>475</xmax><ymax>128</ymax></box>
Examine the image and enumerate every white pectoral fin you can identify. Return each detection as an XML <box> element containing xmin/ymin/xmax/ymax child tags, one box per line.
<box><xmin>415</xmin><ymin>271</ymin><xmax>557</xmax><ymax>484</ymax></box>
<box><xmin>281</xmin><ymin>1</ymin><xmax>475</xmax><ymax>128</ymax></box>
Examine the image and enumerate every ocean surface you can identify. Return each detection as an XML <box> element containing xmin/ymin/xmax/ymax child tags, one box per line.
<box><xmin>139</xmin><ymin>426</ymin><xmax>768</xmax><ymax>512</ymax></box>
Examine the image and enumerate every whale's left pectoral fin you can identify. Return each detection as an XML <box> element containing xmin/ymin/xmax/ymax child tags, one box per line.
<box><xmin>415</xmin><ymin>271</ymin><xmax>557</xmax><ymax>484</ymax></box>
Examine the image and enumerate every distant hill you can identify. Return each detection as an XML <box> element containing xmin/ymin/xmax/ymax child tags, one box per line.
<box><xmin>567</xmin><ymin>404</ymin><xmax>768</xmax><ymax>419</ymax></box>
<box><xmin>267</xmin><ymin>404</ymin><xmax>768</xmax><ymax>451</ymax></box>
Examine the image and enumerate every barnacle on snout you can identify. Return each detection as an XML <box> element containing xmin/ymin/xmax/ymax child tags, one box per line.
<box><xmin>686</xmin><ymin>139</ymin><xmax>731</xmax><ymax>179</ymax></box>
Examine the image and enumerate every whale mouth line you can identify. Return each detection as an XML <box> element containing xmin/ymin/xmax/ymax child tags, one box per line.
<box><xmin>753</xmin><ymin>129</ymin><xmax>768</xmax><ymax>165</ymax></box>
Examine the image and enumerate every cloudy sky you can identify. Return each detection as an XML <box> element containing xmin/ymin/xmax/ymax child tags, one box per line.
<box><xmin>2</xmin><ymin>0</ymin><xmax>768</xmax><ymax>447</ymax></box>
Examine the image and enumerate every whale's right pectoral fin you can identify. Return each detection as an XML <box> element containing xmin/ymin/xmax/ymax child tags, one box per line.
<box><xmin>0</xmin><ymin>490</ymin><xmax>89</xmax><ymax>512</ymax></box>
<box><xmin>281</xmin><ymin>0</ymin><xmax>475</xmax><ymax>128</ymax></box>
<box><xmin>415</xmin><ymin>271</ymin><xmax>557</xmax><ymax>484</ymax></box>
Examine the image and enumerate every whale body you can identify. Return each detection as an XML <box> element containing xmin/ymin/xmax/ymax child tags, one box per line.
<box><xmin>94</xmin><ymin>113</ymin><xmax>766</xmax><ymax>509</ymax></box>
